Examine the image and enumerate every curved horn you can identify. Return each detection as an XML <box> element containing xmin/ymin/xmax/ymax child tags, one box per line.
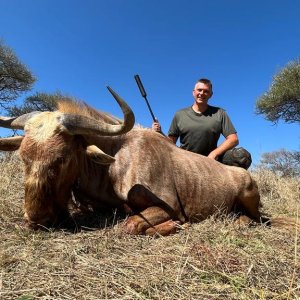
<box><xmin>61</xmin><ymin>86</ymin><xmax>135</xmax><ymax>136</ymax></box>
<box><xmin>0</xmin><ymin>136</ymin><xmax>24</xmax><ymax>151</ymax></box>
<box><xmin>0</xmin><ymin>111</ymin><xmax>41</xmax><ymax>130</ymax></box>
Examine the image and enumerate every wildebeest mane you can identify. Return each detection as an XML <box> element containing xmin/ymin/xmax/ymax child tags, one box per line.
<box><xmin>57</xmin><ymin>98</ymin><xmax>123</xmax><ymax>125</ymax></box>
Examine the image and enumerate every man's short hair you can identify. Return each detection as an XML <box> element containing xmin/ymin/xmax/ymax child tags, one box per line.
<box><xmin>197</xmin><ymin>78</ymin><xmax>213</xmax><ymax>92</ymax></box>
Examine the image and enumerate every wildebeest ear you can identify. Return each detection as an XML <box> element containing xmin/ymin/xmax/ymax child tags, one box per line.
<box><xmin>86</xmin><ymin>145</ymin><xmax>115</xmax><ymax>165</ymax></box>
<box><xmin>0</xmin><ymin>136</ymin><xmax>24</xmax><ymax>151</ymax></box>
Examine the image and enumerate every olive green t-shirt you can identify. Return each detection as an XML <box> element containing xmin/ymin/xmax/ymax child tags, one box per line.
<box><xmin>168</xmin><ymin>105</ymin><xmax>237</xmax><ymax>156</ymax></box>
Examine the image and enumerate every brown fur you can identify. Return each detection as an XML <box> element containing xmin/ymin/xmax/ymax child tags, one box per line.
<box><xmin>2</xmin><ymin>99</ymin><xmax>265</xmax><ymax>234</ymax></box>
<box><xmin>19</xmin><ymin>132</ymin><xmax>81</xmax><ymax>227</ymax></box>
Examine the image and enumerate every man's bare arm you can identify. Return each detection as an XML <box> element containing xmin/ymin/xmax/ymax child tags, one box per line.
<box><xmin>208</xmin><ymin>133</ymin><xmax>239</xmax><ymax>160</ymax></box>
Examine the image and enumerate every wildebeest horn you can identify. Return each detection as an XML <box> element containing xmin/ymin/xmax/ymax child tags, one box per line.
<box><xmin>61</xmin><ymin>86</ymin><xmax>135</xmax><ymax>136</ymax></box>
<box><xmin>0</xmin><ymin>136</ymin><xmax>24</xmax><ymax>151</ymax></box>
<box><xmin>0</xmin><ymin>111</ymin><xmax>41</xmax><ymax>130</ymax></box>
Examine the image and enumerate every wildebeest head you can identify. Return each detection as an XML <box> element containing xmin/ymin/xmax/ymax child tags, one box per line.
<box><xmin>0</xmin><ymin>87</ymin><xmax>135</xmax><ymax>228</ymax></box>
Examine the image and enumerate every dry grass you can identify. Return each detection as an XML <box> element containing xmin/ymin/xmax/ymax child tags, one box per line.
<box><xmin>0</xmin><ymin>153</ymin><xmax>299</xmax><ymax>300</ymax></box>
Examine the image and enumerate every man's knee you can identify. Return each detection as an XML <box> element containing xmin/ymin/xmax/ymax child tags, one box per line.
<box><xmin>219</xmin><ymin>147</ymin><xmax>252</xmax><ymax>170</ymax></box>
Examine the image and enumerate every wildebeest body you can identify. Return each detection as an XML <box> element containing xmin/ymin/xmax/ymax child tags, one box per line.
<box><xmin>80</xmin><ymin>129</ymin><xmax>260</xmax><ymax>228</ymax></box>
<box><xmin>0</xmin><ymin>90</ymin><xmax>261</xmax><ymax>234</ymax></box>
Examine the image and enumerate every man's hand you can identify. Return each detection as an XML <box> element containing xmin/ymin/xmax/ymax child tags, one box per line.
<box><xmin>152</xmin><ymin>118</ymin><xmax>162</xmax><ymax>133</ymax></box>
<box><xmin>208</xmin><ymin>133</ymin><xmax>239</xmax><ymax>160</ymax></box>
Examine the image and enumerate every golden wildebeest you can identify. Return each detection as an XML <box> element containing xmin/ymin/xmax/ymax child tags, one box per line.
<box><xmin>0</xmin><ymin>87</ymin><xmax>264</xmax><ymax>235</ymax></box>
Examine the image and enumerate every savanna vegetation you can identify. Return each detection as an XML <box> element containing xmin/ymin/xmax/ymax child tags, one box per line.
<box><xmin>0</xmin><ymin>153</ymin><xmax>299</xmax><ymax>300</ymax></box>
<box><xmin>0</xmin><ymin>40</ymin><xmax>60</xmax><ymax>117</ymax></box>
<box><xmin>256</xmin><ymin>58</ymin><xmax>300</xmax><ymax>124</ymax></box>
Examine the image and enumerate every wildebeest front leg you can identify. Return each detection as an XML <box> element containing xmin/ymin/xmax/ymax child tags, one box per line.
<box><xmin>124</xmin><ymin>206</ymin><xmax>181</xmax><ymax>235</ymax></box>
<box><xmin>145</xmin><ymin>219</ymin><xmax>182</xmax><ymax>235</ymax></box>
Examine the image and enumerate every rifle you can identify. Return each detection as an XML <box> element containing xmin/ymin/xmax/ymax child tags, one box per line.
<box><xmin>134</xmin><ymin>74</ymin><xmax>156</xmax><ymax>122</ymax></box>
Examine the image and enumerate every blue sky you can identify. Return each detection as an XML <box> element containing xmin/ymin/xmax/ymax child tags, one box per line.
<box><xmin>1</xmin><ymin>0</ymin><xmax>299</xmax><ymax>165</ymax></box>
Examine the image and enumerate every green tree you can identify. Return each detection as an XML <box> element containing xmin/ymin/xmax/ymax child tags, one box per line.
<box><xmin>7</xmin><ymin>92</ymin><xmax>60</xmax><ymax>116</ymax></box>
<box><xmin>256</xmin><ymin>58</ymin><xmax>300</xmax><ymax>124</ymax></box>
<box><xmin>0</xmin><ymin>40</ymin><xmax>36</xmax><ymax>110</ymax></box>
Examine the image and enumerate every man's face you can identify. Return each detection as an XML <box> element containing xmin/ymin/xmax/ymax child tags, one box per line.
<box><xmin>192</xmin><ymin>82</ymin><xmax>212</xmax><ymax>105</ymax></box>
